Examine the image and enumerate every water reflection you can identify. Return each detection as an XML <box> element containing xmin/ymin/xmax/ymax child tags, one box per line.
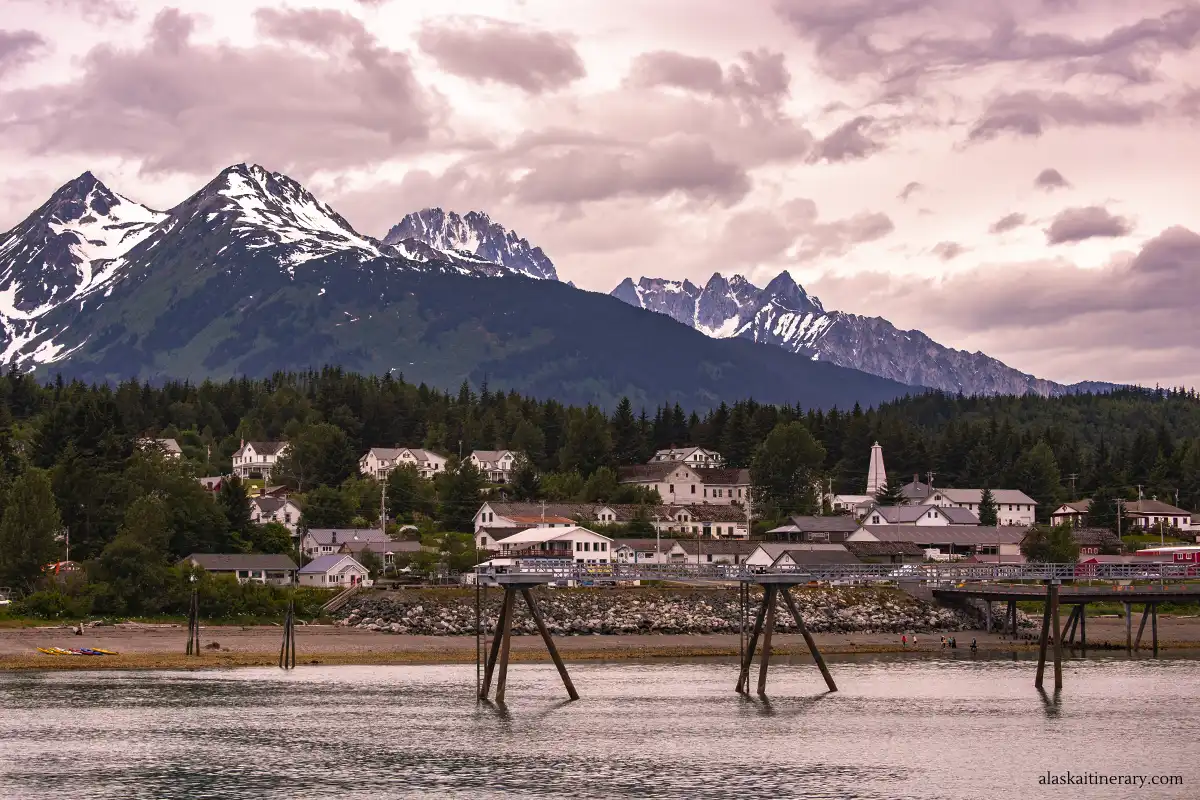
<box><xmin>0</xmin><ymin>658</ymin><xmax>1197</xmax><ymax>799</ymax></box>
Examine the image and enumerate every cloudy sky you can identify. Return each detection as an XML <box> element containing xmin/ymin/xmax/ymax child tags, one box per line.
<box><xmin>2</xmin><ymin>0</ymin><xmax>1198</xmax><ymax>387</ymax></box>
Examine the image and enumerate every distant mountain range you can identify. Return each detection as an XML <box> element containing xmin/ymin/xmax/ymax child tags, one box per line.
<box><xmin>612</xmin><ymin>273</ymin><xmax>1113</xmax><ymax>396</ymax></box>
<box><xmin>0</xmin><ymin>164</ymin><xmax>911</xmax><ymax>410</ymax></box>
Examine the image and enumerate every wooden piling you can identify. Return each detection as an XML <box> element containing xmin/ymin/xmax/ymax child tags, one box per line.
<box><xmin>756</xmin><ymin>585</ymin><xmax>777</xmax><ymax>696</ymax></box>
<box><xmin>780</xmin><ymin>587</ymin><xmax>837</xmax><ymax>692</ymax></box>
<box><xmin>1035</xmin><ymin>584</ymin><xmax>1052</xmax><ymax>688</ymax></box>
<box><xmin>185</xmin><ymin>589</ymin><xmax>200</xmax><ymax>656</ymax></box>
<box><xmin>736</xmin><ymin>587</ymin><xmax>769</xmax><ymax>694</ymax></box>
<box><xmin>1059</xmin><ymin>606</ymin><xmax>1078</xmax><ymax>645</ymax></box>
<box><xmin>521</xmin><ymin>588</ymin><xmax>578</xmax><ymax>701</ymax></box>
<box><xmin>1151</xmin><ymin>603</ymin><xmax>1158</xmax><ymax>657</ymax></box>
<box><xmin>1008</xmin><ymin>599</ymin><xmax>1017</xmax><ymax>637</ymax></box>
<box><xmin>494</xmin><ymin>588</ymin><xmax>516</xmax><ymax>704</ymax></box>
<box><xmin>984</xmin><ymin>600</ymin><xmax>992</xmax><ymax>633</ymax></box>
<box><xmin>1134</xmin><ymin>603</ymin><xmax>1150</xmax><ymax>651</ymax></box>
<box><xmin>479</xmin><ymin>586</ymin><xmax>511</xmax><ymax>699</ymax></box>
<box><xmin>1124</xmin><ymin>602</ymin><xmax>1132</xmax><ymax>652</ymax></box>
<box><xmin>1050</xmin><ymin>583</ymin><xmax>1063</xmax><ymax>691</ymax></box>
<box><xmin>1077</xmin><ymin>605</ymin><xmax>1086</xmax><ymax>653</ymax></box>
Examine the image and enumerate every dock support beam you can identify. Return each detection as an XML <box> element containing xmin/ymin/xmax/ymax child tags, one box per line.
<box><xmin>736</xmin><ymin>588</ymin><xmax>768</xmax><ymax>694</ymax></box>
<box><xmin>1051</xmin><ymin>582</ymin><xmax>1063</xmax><ymax>691</ymax></box>
<box><xmin>1008</xmin><ymin>600</ymin><xmax>1017</xmax><ymax>637</ymax></box>
<box><xmin>278</xmin><ymin>599</ymin><xmax>296</xmax><ymax>669</ymax></box>
<box><xmin>780</xmin><ymin>587</ymin><xmax>837</xmax><ymax>692</ymax></box>
<box><xmin>1035</xmin><ymin>583</ymin><xmax>1053</xmax><ymax>688</ymax></box>
<box><xmin>1124</xmin><ymin>602</ymin><xmax>1132</xmax><ymax>653</ymax></box>
<box><xmin>756</xmin><ymin>585</ymin><xmax>778</xmax><ymax>696</ymax></box>
<box><xmin>1078</xmin><ymin>605</ymin><xmax>1086</xmax><ymax>653</ymax></box>
<box><xmin>185</xmin><ymin>588</ymin><xmax>200</xmax><ymax>656</ymax></box>
<box><xmin>1151</xmin><ymin>603</ymin><xmax>1159</xmax><ymax>657</ymax></box>
<box><xmin>1134</xmin><ymin>603</ymin><xmax>1151</xmax><ymax>652</ymax></box>
<box><xmin>494</xmin><ymin>588</ymin><xmax>516</xmax><ymax>704</ymax></box>
<box><xmin>521</xmin><ymin>588</ymin><xmax>578</xmax><ymax>701</ymax></box>
<box><xmin>480</xmin><ymin>587</ymin><xmax>512</xmax><ymax>700</ymax></box>
<box><xmin>984</xmin><ymin>601</ymin><xmax>992</xmax><ymax>633</ymax></box>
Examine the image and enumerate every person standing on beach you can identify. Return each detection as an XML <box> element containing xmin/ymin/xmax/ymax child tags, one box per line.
<box><xmin>902</xmin><ymin>635</ymin><xmax>907</xmax><ymax>647</ymax></box>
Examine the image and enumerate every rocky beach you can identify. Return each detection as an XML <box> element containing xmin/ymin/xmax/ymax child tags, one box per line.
<box><xmin>337</xmin><ymin>586</ymin><xmax>1012</xmax><ymax>636</ymax></box>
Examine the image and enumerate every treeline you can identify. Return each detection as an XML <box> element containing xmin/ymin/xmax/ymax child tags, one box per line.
<box><xmin>1</xmin><ymin>368</ymin><xmax>1199</xmax><ymax>597</ymax></box>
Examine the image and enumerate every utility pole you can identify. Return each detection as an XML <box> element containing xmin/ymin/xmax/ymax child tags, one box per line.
<box><xmin>1066</xmin><ymin>473</ymin><xmax>1079</xmax><ymax>500</ymax></box>
<box><xmin>652</xmin><ymin>514</ymin><xmax>660</xmax><ymax>566</ymax></box>
<box><xmin>380</xmin><ymin>480</ymin><xmax>387</xmax><ymax>538</ymax></box>
<box><xmin>1114</xmin><ymin>498</ymin><xmax>1124</xmax><ymax>542</ymax></box>
<box><xmin>1136</xmin><ymin>484</ymin><xmax>1144</xmax><ymax>501</ymax></box>
<box><xmin>926</xmin><ymin>471</ymin><xmax>936</xmax><ymax>490</ymax></box>
<box><xmin>540</xmin><ymin>500</ymin><xmax>546</xmax><ymax>525</ymax></box>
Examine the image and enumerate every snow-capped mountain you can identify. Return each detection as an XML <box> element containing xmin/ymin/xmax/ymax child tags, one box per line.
<box><xmin>0</xmin><ymin>172</ymin><xmax>165</xmax><ymax>363</ymax></box>
<box><xmin>613</xmin><ymin>271</ymin><xmax>1104</xmax><ymax>396</ymax></box>
<box><xmin>383</xmin><ymin>208</ymin><xmax>558</xmax><ymax>281</ymax></box>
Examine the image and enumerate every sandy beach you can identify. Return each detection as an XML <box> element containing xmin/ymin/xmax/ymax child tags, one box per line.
<box><xmin>3</xmin><ymin>614</ymin><xmax>1199</xmax><ymax>671</ymax></box>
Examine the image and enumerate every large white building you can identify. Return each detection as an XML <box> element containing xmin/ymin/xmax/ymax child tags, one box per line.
<box><xmin>617</xmin><ymin>463</ymin><xmax>750</xmax><ymax>506</ymax></box>
<box><xmin>649</xmin><ymin>447</ymin><xmax>724</xmax><ymax>468</ymax></box>
<box><xmin>910</xmin><ymin>487</ymin><xmax>1038</xmax><ymax>527</ymax></box>
<box><xmin>492</xmin><ymin>526</ymin><xmax>613</xmax><ymax>565</ymax></box>
<box><xmin>470</xmin><ymin>450</ymin><xmax>517</xmax><ymax>483</ymax></box>
<box><xmin>472</xmin><ymin>502</ymin><xmax>750</xmax><ymax>540</ymax></box>
<box><xmin>359</xmin><ymin>447</ymin><xmax>447</xmax><ymax>480</ymax></box>
<box><xmin>232</xmin><ymin>441</ymin><xmax>288</xmax><ymax>480</ymax></box>
<box><xmin>860</xmin><ymin>503</ymin><xmax>980</xmax><ymax>526</ymax></box>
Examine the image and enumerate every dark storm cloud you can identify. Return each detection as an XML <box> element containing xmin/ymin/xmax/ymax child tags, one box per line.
<box><xmin>1045</xmin><ymin>206</ymin><xmax>1134</xmax><ymax>244</ymax></box>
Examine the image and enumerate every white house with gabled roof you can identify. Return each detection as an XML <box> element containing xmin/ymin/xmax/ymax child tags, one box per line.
<box><xmin>470</xmin><ymin>450</ymin><xmax>518</xmax><ymax>483</ymax></box>
<box><xmin>232</xmin><ymin>440</ymin><xmax>289</xmax><ymax>480</ymax></box>
<box><xmin>650</xmin><ymin>447</ymin><xmax>724</xmax><ymax>467</ymax></box>
<box><xmin>359</xmin><ymin>447</ymin><xmax>447</xmax><ymax>480</ymax></box>
<box><xmin>918</xmin><ymin>488</ymin><xmax>1037</xmax><ymax>527</ymax></box>
<box><xmin>493</xmin><ymin>526</ymin><xmax>613</xmax><ymax>564</ymax></box>
<box><xmin>298</xmin><ymin>554</ymin><xmax>370</xmax><ymax>587</ymax></box>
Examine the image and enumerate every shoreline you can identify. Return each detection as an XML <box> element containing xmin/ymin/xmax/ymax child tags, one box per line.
<box><xmin>3</xmin><ymin>616</ymin><xmax>1200</xmax><ymax>672</ymax></box>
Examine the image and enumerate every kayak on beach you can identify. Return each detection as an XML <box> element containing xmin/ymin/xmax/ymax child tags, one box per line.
<box><xmin>36</xmin><ymin>647</ymin><xmax>119</xmax><ymax>656</ymax></box>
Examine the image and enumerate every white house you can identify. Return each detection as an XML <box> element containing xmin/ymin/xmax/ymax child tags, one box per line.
<box><xmin>1123</xmin><ymin>499</ymin><xmax>1196</xmax><ymax>531</ymax></box>
<box><xmin>829</xmin><ymin>494</ymin><xmax>874</xmax><ymax>515</ymax></box>
<box><xmin>472</xmin><ymin>502</ymin><xmax>750</xmax><ymax>539</ymax></box>
<box><xmin>298</xmin><ymin>554</ymin><xmax>370</xmax><ymax>587</ymax></box>
<box><xmin>469</xmin><ymin>450</ymin><xmax>518</xmax><ymax>483</ymax></box>
<box><xmin>860</xmin><ymin>503</ymin><xmax>980</xmax><ymax>526</ymax></box>
<box><xmin>249</xmin><ymin>495</ymin><xmax>302</xmax><ymax>532</ymax></box>
<box><xmin>337</xmin><ymin>539</ymin><xmax>423</xmax><ymax>568</ymax></box>
<box><xmin>917</xmin><ymin>488</ymin><xmax>1038</xmax><ymax>527</ymax></box>
<box><xmin>649</xmin><ymin>447</ymin><xmax>725</xmax><ymax>467</ymax></box>
<box><xmin>181</xmin><ymin>553</ymin><xmax>298</xmax><ymax>586</ymax></box>
<box><xmin>1051</xmin><ymin>500</ymin><xmax>1092</xmax><ymax>527</ymax></box>
<box><xmin>493</xmin><ymin>526</ymin><xmax>613</xmax><ymax>564</ymax></box>
<box><xmin>232</xmin><ymin>441</ymin><xmax>289</xmax><ymax>480</ymax></box>
<box><xmin>667</xmin><ymin>540</ymin><xmax>757</xmax><ymax>565</ymax></box>
<box><xmin>612</xmin><ymin>538</ymin><xmax>677</xmax><ymax>565</ymax></box>
<box><xmin>301</xmin><ymin>528</ymin><xmax>393</xmax><ymax>560</ymax></box>
<box><xmin>617</xmin><ymin>463</ymin><xmax>750</xmax><ymax>506</ymax></box>
<box><xmin>358</xmin><ymin>447</ymin><xmax>447</xmax><ymax>480</ymax></box>
<box><xmin>771</xmin><ymin>545</ymin><xmax>861</xmax><ymax>569</ymax></box>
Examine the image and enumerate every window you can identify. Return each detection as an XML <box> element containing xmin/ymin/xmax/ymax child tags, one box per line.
<box><xmin>584</xmin><ymin>542</ymin><xmax>591</xmax><ymax>552</ymax></box>
<box><xmin>738</xmin><ymin>489</ymin><xmax>742</xmax><ymax>498</ymax></box>
<box><xmin>691</xmin><ymin>485</ymin><xmax>696</xmax><ymax>494</ymax></box>
<box><xmin>600</xmin><ymin>542</ymin><xmax>607</xmax><ymax>552</ymax></box>
<box><xmin>872</xmin><ymin>515</ymin><xmax>881</xmax><ymax>524</ymax></box>
<box><xmin>669</xmin><ymin>484</ymin><xmax>675</xmax><ymax>494</ymax></box>
<box><xmin>707</xmin><ymin>554</ymin><xmax>713</xmax><ymax>563</ymax></box>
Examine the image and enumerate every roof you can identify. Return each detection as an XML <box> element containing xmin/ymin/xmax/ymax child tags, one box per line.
<box><xmin>478</xmin><ymin>525</ymin><xmax>536</xmax><ymax>539</ymax></box>
<box><xmin>507</xmin><ymin>515</ymin><xmax>576</xmax><ymax>525</ymax></box>
<box><xmin>250</xmin><ymin>496</ymin><xmax>293</xmax><ymax>514</ymax></box>
<box><xmin>751</xmin><ymin>542</ymin><xmax>848</xmax><ymax>560</ymax></box>
<box><xmin>900</xmin><ymin>481</ymin><xmax>933</xmax><ymax>500</ymax></box>
<box><xmin>198</xmin><ymin>476</ymin><xmax>224</xmax><ymax>490</ymax></box>
<box><xmin>236</xmin><ymin>441</ymin><xmax>287</xmax><ymax>456</ymax></box>
<box><xmin>845</xmin><ymin>541</ymin><xmax>926</xmax><ymax>558</ymax></box>
<box><xmin>864</xmin><ymin>505</ymin><xmax>979</xmax><ymax>525</ymax></box>
<box><xmin>772</xmin><ymin>546</ymin><xmax>860</xmax><ymax>566</ymax></box>
<box><xmin>925</xmin><ymin>488</ymin><xmax>1037</xmax><ymax>506</ymax></box>
<box><xmin>619</xmin><ymin>463</ymin><xmax>689</xmax><ymax>482</ymax></box>
<box><xmin>651</xmin><ymin>447</ymin><xmax>720</xmax><ymax>462</ymax></box>
<box><xmin>612</xmin><ymin>538</ymin><xmax>677</xmax><ymax>553</ymax></box>
<box><xmin>155</xmin><ymin>438</ymin><xmax>182</xmax><ymax>454</ymax></box>
<box><xmin>674</xmin><ymin>540</ymin><xmax>758</xmax><ymax>555</ymax></box>
<box><xmin>1123</xmin><ymin>499</ymin><xmax>1192</xmax><ymax>516</ymax></box>
<box><xmin>666</xmin><ymin>505</ymin><xmax>748</xmax><ymax>522</ymax></box>
<box><xmin>964</xmin><ymin>553</ymin><xmax>1028</xmax><ymax>564</ymax></box>
<box><xmin>784</xmin><ymin>516</ymin><xmax>861</xmax><ymax>533</ymax></box>
<box><xmin>472</xmin><ymin>450</ymin><xmax>513</xmax><ymax>464</ymax></box>
<box><xmin>305</xmin><ymin>528</ymin><xmax>392</xmax><ymax>545</ymax></box>
<box><xmin>495</xmin><ymin>526</ymin><xmax>610</xmax><ymax>545</ymax></box>
<box><xmin>482</xmin><ymin>502</ymin><xmax>598</xmax><ymax>520</ymax></box>
<box><xmin>338</xmin><ymin>540</ymin><xmax>423</xmax><ymax>554</ymax></box>
<box><xmin>184</xmin><ymin>553</ymin><xmax>297</xmax><ymax>571</ymax></box>
<box><xmin>299</xmin><ymin>554</ymin><xmax>367</xmax><ymax>574</ymax></box>
<box><xmin>1054</xmin><ymin>500</ymin><xmax>1092</xmax><ymax>514</ymax></box>
<box><xmin>855</xmin><ymin>525</ymin><xmax>1027</xmax><ymax>545</ymax></box>
<box><xmin>1069</xmin><ymin>527</ymin><xmax>1122</xmax><ymax>548</ymax></box>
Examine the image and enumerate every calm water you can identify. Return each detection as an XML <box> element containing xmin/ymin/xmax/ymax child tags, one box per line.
<box><xmin>1</xmin><ymin>655</ymin><xmax>1198</xmax><ymax>799</ymax></box>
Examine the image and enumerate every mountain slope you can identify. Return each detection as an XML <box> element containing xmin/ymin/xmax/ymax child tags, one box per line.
<box><xmin>0</xmin><ymin>165</ymin><xmax>911</xmax><ymax>411</ymax></box>
<box><xmin>383</xmin><ymin>208</ymin><xmax>557</xmax><ymax>280</ymax></box>
<box><xmin>613</xmin><ymin>272</ymin><xmax>1106</xmax><ymax>396</ymax></box>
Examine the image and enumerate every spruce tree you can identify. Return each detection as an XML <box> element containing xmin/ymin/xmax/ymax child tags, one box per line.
<box><xmin>508</xmin><ymin>456</ymin><xmax>542</xmax><ymax>501</ymax></box>
<box><xmin>874</xmin><ymin>480</ymin><xmax>908</xmax><ymax>506</ymax></box>
<box><xmin>0</xmin><ymin>468</ymin><xmax>62</xmax><ymax>593</ymax></box>
<box><xmin>977</xmin><ymin>488</ymin><xmax>999</xmax><ymax>526</ymax></box>
<box><xmin>750</xmin><ymin>422</ymin><xmax>827</xmax><ymax>519</ymax></box>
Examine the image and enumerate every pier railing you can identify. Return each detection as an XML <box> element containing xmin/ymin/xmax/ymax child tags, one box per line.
<box><xmin>475</xmin><ymin>561</ymin><xmax>1199</xmax><ymax>584</ymax></box>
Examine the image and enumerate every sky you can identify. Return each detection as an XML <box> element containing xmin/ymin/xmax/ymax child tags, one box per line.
<box><xmin>1</xmin><ymin>0</ymin><xmax>1198</xmax><ymax>388</ymax></box>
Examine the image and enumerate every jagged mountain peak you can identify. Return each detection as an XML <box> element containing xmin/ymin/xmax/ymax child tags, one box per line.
<box><xmin>383</xmin><ymin>208</ymin><xmax>558</xmax><ymax>280</ymax></box>
<box><xmin>761</xmin><ymin>270</ymin><xmax>824</xmax><ymax>314</ymax></box>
